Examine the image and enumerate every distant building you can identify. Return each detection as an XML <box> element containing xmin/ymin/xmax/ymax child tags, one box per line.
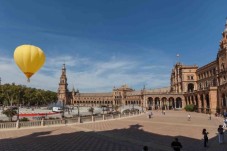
<box><xmin>57</xmin><ymin>19</ymin><xmax>227</xmax><ymax>114</ymax></box>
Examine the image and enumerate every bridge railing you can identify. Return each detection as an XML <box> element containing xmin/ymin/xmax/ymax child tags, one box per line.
<box><xmin>0</xmin><ymin>111</ymin><xmax>144</xmax><ymax>130</ymax></box>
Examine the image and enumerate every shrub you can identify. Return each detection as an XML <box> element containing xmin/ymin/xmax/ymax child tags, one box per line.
<box><xmin>20</xmin><ymin>117</ymin><xmax>29</xmax><ymax>121</ymax></box>
<box><xmin>184</xmin><ymin>104</ymin><xmax>195</xmax><ymax>112</ymax></box>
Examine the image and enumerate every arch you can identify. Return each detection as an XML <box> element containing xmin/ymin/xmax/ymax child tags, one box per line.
<box><xmin>200</xmin><ymin>94</ymin><xmax>204</xmax><ymax>112</ymax></box>
<box><xmin>195</xmin><ymin>95</ymin><xmax>198</xmax><ymax>112</ymax></box>
<box><xmin>154</xmin><ymin>97</ymin><xmax>160</xmax><ymax>110</ymax></box>
<box><xmin>205</xmin><ymin>94</ymin><xmax>210</xmax><ymax>113</ymax></box>
<box><xmin>176</xmin><ymin>97</ymin><xmax>182</xmax><ymax>108</ymax></box>
<box><xmin>188</xmin><ymin>83</ymin><xmax>194</xmax><ymax>92</ymax></box>
<box><xmin>185</xmin><ymin>97</ymin><xmax>188</xmax><ymax>105</ymax></box>
<box><xmin>222</xmin><ymin>94</ymin><xmax>227</xmax><ymax>107</ymax></box>
<box><xmin>147</xmin><ymin>97</ymin><xmax>153</xmax><ymax>110</ymax></box>
<box><xmin>168</xmin><ymin>97</ymin><xmax>174</xmax><ymax>109</ymax></box>
<box><xmin>161</xmin><ymin>97</ymin><xmax>167</xmax><ymax>110</ymax></box>
<box><xmin>191</xmin><ymin>96</ymin><xmax>195</xmax><ymax>105</ymax></box>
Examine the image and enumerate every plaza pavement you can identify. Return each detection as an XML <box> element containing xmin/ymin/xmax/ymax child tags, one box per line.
<box><xmin>0</xmin><ymin>110</ymin><xmax>226</xmax><ymax>151</ymax></box>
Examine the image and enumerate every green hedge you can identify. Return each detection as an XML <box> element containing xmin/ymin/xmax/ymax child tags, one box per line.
<box><xmin>20</xmin><ymin>117</ymin><xmax>29</xmax><ymax>121</ymax></box>
<box><xmin>184</xmin><ymin>104</ymin><xmax>195</xmax><ymax>112</ymax></box>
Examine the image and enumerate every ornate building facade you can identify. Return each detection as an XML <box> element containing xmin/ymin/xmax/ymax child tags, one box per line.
<box><xmin>57</xmin><ymin>19</ymin><xmax>227</xmax><ymax>114</ymax></box>
<box><xmin>57</xmin><ymin>63</ymin><xmax>184</xmax><ymax>111</ymax></box>
<box><xmin>171</xmin><ymin>19</ymin><xmax>227</xmax><ymax>114</ymax></box>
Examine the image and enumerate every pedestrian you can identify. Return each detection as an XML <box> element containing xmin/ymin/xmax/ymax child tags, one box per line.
<box><xmin>171</xmin><ymin>137</ymin><xmax>182</xmax><ymax>151</ymax></box>
<box><xmin>142</xmin><ymin>146</ymin><xmax>148</xmax><ymax>151</ymax></box>
<box><xmin>187</xmin><ymin>114</ymin><xmax>191</xmax><ymax>121</ymax></box>
<box><xmin>202</xmin><ymin>129</ymin><xmax>209</xmax><ymax>147</ymax></box>
<box><xmin>208</xmin><ymin>113</ymin><xmax>211</xmax><ymax>120</ymax></box>
<box><xmin>223</xmin><ymin>117</ymin><xmax>227</xmax><ymax>128</ymax></box>
<box><xmin>217</xmin><ymin>125</ymin><xmax>224</xmax><ymax>144</ymax></box>
<box><xmin>149</xmin><ymin>111</ymin><xmax>152</xmax><ymax>119</ymax></box>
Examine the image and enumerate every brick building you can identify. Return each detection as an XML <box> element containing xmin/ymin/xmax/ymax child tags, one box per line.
<box><xmin>57</xmin><ymin>19</ymin><xmax>227</xmax><ymax>114</ymax></box>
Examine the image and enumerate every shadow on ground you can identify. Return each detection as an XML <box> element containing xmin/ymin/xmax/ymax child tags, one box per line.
<box><xmin>0</xmin><ymin>124</ymin><xmax>226</xmax><ymax>151</ymax></box>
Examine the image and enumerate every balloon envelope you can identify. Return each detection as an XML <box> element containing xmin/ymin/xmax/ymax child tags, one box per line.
<box><xmin>14</xmin><ymin>45</ymin><xmax>46</xmax><ymax>81</ymax></box>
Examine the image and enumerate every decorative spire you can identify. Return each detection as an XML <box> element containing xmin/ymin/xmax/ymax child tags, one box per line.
<box><xmin>62</xmin><ymin>63</ymin><xmax>66</xmax><ymax>70</ymax></box>
<box><xmin>224</xmin><ymin>17</ymin><xmax>227</xmax><ymax>33</ymax></box>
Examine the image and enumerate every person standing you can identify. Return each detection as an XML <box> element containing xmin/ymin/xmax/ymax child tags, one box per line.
<box><xmin>171</xmin><ymin>138</ymin><xmax>182</xmax><ymax>151</ymax></box>
<box><xmin>142</xmin><ymin>146</ymin><xmax>148</xmax><ymax>151</ymax></box>
<box><xmin>202</xmin><ymin>129</ymin><xmax>209</xmax><ymax>147</ymax></box>
<box><xmin>223</xmin><ymin>117</ymin><xmax>227</xmax><ymax>128</ymax></box>
<box><xmin>208</xmin><ymin>113</ymin><xmax>211</xmax><ymax>120</ymax></box>
<box><xmin>217</xmin><ymin>125</ymin><xmax>224</xmax><ymax>144</ymax></box>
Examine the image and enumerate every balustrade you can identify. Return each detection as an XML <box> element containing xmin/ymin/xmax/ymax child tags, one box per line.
<box><xmin>0</xmin><ymin>112</ymin><xmax>141</xmax><ymax>129</ymax></box>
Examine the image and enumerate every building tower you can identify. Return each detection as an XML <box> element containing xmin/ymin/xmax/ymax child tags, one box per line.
<box><xmin>57</xmin><ymin>64</ymin><xmax>69</xmax><ymax>104</ymax></box>
<box><xmin>217</xmin><ymin>19</ymin><xmax>227</xmax><ymax>85</ymax></box>
<box><xmin>217</xmin><ymin>18</ymin><xmax>227</xmax><ymax>111</ymax></box>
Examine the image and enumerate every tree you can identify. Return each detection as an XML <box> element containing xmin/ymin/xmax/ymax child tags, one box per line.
<box><xmin>0</xmin><ymin>83</ymin><xmax>57</xmax><ymax>106</ymax></box>
<box><xmin>88</xmin><ymin>107</ymin><xmax>94</xmax><ymax>115</ymax></box>
<box><xmin>2</xmin><ymin>108</ymin><xmax>17</xmax><ymax>122</ymax></box>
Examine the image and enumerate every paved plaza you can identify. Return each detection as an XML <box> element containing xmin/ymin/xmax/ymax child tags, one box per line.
<box><xmin>0</xmin><ymin>110</ymin><xmax>226</xmax><ymax>151</ymax></box>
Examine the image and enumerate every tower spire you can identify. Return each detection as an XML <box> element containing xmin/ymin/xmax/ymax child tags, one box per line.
<box><xmin>224</xmin><ymin>17</ymin><xmax>227</xmax><ymax>33</ymax></box>
<box><xmin>58</xmin><ymin>64</ymin><xmax>69</xmax><ymax>104</ymax></box>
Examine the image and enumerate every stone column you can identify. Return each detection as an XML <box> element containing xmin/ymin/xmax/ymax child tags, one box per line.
<box><xmin>16</xmin><ymin>120</ymin><xmax>20</xmax><ymax>129</ymax></box>
<box><xmin>209</xmin><ymin>87</ymin><xmax>218</xmax><ymax>114</ymax></box>
<box><xmin>41</xmin><ymin>118</ymin><xmax>44</xmax><ymax>126</ymax></box>
<box><xmin>181</xmin><ymin>97</ymin><xmax>186</xmax><ymax>109</ymax></box>
<box><xmin>197</xmin><ymin>94</ymin><xmax>202</xmax><ymax>113</ymax></box>
<box><xmin>203</xmin><ymin>94</ymin><xmax>207</xmax><ymax>113</ymax></box>
<box><xmin>78</xmin><ymin>116</ymin><xmax>81</xmax><ymax>123</ymax></box>
<box><xmin>92</xmin><ymin>115</ymin><xmax>94</xmax><ymax>122</ymax></box>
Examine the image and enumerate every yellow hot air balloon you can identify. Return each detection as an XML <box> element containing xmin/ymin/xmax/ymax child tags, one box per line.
<box><xmin>14</xmin><ymin>45</ymin><xmax>46</xmax><ymax>82</ymax></box>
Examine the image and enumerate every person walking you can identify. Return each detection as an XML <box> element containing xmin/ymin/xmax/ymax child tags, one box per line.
<box><xmin>202</xmin><ymin>129</ymin><xmax>209</xmax><ymax>147</ymax></box>
<box><xmin>217</xmin><ymin>125</ymin><xmax>224</xmax><ymax>144</ymax></box>
<box><xmin>187</xmin><ymin>114</ymin><xmax>191</xmax><ymax>121</ymax></box>
<box><xmin>171</xmin><ymin>137</ymin><xmax>182</xmax><ymax>151</ymax></box>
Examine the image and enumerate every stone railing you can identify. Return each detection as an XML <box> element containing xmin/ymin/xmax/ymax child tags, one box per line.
<box><xmin>0</xmin><ymin>112</ymin><xmax>143</xmax><ymax>130</ymax></box>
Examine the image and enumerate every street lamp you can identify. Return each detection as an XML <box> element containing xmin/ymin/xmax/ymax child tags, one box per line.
<box><xmin>132</xmin><ymin>101</ymin><xmax>135</xmax><ymax>113</ymax></box>
<box><xmin>17</xmin><ymin>90</ymin><xmax>21</xmax><ymax>121</ymax></box>
<box><xmin>77</xmin><ymin>93</ymin><xmax>80</xmax><ymax>117</ymax></box>
<box><xmin>102</xmin><ymin>106</ymin><xmax>104</xmax><ymax>115</ymax></box>
<box><xmin>62</xmin><ymin>99</ymin><xmax>65</xmax><ymax>118</ymax></box>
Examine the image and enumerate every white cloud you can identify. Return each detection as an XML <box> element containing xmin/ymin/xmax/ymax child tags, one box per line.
<box><xmin>0</xmin><ymin>54</ymin><xmax>171</xmax><ymax>93</ymax></box>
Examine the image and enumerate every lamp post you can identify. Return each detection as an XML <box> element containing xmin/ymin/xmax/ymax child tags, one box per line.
<box><xmin>132</xmin><ymin>101</ymin><xmax>135</xmax><ymax>113</ymax></box>
<box><xmin>102</xmin><ymin>106</ymin><xmax>104</xmax><ymax>115</ymax></box>
<box><xmin>17</xmin><ymin>90</ymin><xmax>21</xmax><ymax>121</ymax></box>
<box><xmin>62</xmin><ymin>99</ymin><xmax>65</xmax><ymax>118</ymax></box>
<box><xmin>77</xmin><ymin>93</ymin><xmax>80</xmax><ymax>117</ymax></box>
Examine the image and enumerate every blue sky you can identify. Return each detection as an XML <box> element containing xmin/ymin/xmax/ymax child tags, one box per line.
<box><xmin>0</xmin><ymin>0</ymin><xmax>227</xmax><ymax>92</ymax></box>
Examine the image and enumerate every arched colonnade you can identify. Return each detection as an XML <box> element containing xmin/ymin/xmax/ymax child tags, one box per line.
<box><xmin>146</xmin><ymin>96</ymin><xmax>183</xmax><ymax>110</ymax></box>
<box><xmin>184</xmin><ymin>93</ymin><xmax>210</xmax><ymax>113</ymax></box>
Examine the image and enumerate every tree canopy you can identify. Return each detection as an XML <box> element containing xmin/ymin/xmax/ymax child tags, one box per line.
<box><xmin>0</xmin><ymin>83</ymin><xmax>57</xmax><ymax>106</ymax></box>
